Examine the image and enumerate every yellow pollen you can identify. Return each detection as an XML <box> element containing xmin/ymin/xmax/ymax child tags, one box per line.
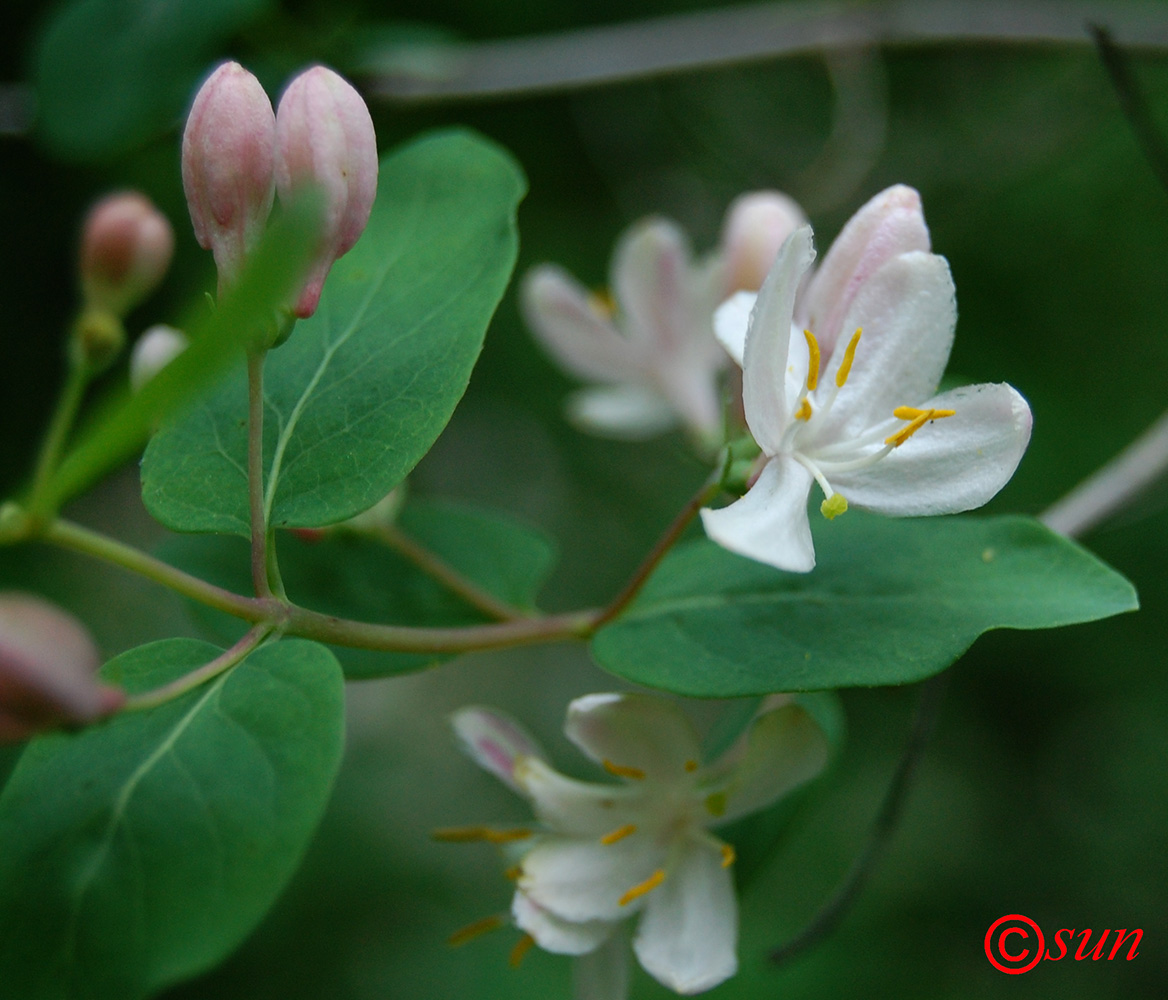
<box><xmin>803</xmin><ymin>329</ymin><xmax>821</xmax><ymax>390</ymax></box>
<box><xmin>820</xmin><ymin>493</ymin><xmax>848</xmax><ymax>520</ymax></box>
<box><xmin>504</xmin><ymin>865</ymin><xmax>522</xmax><ymax>881</ymax></box>
<box><xmin>884</xmin><ymin>407</ymin><xmax>956</xmax><ymax>448</ymax></box>
<box><xmin>600</xmin><ymin>824</ymin><xmax>637</xmax><ymax>845</ymax></box>
<box><xmin>795</xmin><ymin>397</ymin><xmax>812</xmax><ymax>421</ymax></box>
<box><xmin>448</xmin><ymin>914</ymin><xmax>506</xmax><ymax>947</ymax></box>
<box><xmin>589</xmin><ymin>288</ymin><xmax>615</xmax><ymax>320</ymax></box>
<box><xmin>684</xmin><ymin>759</ymin><xmax>699</xmax><ymax>772</ymax></box>
<box><xmin>432</xmin><ymin>826</ymin><xmax>533</xmax><ymax>844</ymax></box>
<box><xmin>835</xmin><ymin>327</ymin><xmax>862</xmax><ymax>387</ymax></box>
<box><xmin>509</xmin><ymin>933</ymin><xmax>536</xmax><ymax>968</ymax></box>
<box><xmin>721</xmin><ymin>844</ymin><xmax>737</xmax><ymax>868</ymax></box>
<box><xmin>603</xmin><ymin>759</ymin><xmax>646</xmax><ymax>780</ymax></box>
<box><xmin>619</xmin><ymin>869</ymin><xmax>666</xmax><ymax>906</ymax></box>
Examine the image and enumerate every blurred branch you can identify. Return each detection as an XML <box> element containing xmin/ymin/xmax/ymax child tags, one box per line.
<box><xmin>365</xmin><ymin>0</ymin><xmax>1168</xmax><ymax>103</ymax></box>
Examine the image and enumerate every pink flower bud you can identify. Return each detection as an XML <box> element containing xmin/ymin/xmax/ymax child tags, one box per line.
<box><xmin>182</xmin><ymin>61</ymin><xmax>276</xmax><ymax>289</ymax></box>
<box><xmin>275</xmin><ymin>65</ymin><xmax>378</xmax><ymax>318</ymax></box>
<box><xmin>720</xmin><ymin>191</ymin><xmax>806</xmax><ymax>294</ymax></box>
<box><xmin>79</xmin><ymin>191</ymin><xmax>174</xmax><ymax>316</ymax></box>
<box><xmin>0</xmin><ymin>593</ymin><xmax>122</xmax><ymax>742</ymax></box>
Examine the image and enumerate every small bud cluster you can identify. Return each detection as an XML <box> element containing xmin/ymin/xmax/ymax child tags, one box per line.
<box><xmin>182</xmin><ymin>61</ymin><xmax>378</xmax><ymax>319</ymax></box>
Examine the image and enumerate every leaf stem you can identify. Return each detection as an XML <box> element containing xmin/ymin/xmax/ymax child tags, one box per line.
<box><xmin>28</xmin><ymin>360</ymin><xmax>91</xmax><ymax>513</ymax></box>
<box><xmin>247</xmin><ymin>350</ymin><xmax>273</xmax><ymax>598</ymax></box>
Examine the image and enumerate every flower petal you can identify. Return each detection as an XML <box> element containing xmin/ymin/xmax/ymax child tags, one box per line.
<box><xmin>800</xmin><ymin>184</ymin><xmax>930</xmax><ymax>354</ymax></box>
<box><xmin>522</xmin><ymin>265</ymin><xmax>637</xmax><ymax>382</ymax></box>
<box><xmin>814</xmin><ymin>251</ymin><xmax>956</xmax><ymax>442</ymax></box>
<box><xmin>513</xmin><ymin>890</ymin><xmax>615</xmax><ymax>955</ymax></box>
<box><xmin>833</xmin><ymin>382</ymin><xmax>1033</xmax><ymax>515</ymax></box>
<box><xmin>564</xmin><ymin>692</ymin><xmax>701</xmax><ymax>783</ymax></box>
<box><xmin>565</xmin><ymin>384</ymin><xmax>678</xmax><ymax>439</ymax></box>
<box><xmin>573</xmin><ymin>927</ymin><xmax>631</xmax><ymax>1000</ymax></box>
<box><xmin>720</xmin><ymin>190</ymin><xmax>807</xmax><ymax>294</ymax></box>
<box><xmin>742</xmin><ymin>226</ymin><xmax>816</xmax><ymax>455</ymax></box>
<box><xmin>713</xmin><ymin>291</ymin><xmax>755</xmax><ymax>367</ymax></box>
<box><xmin>451</xmin><ymin>706</ymin><xmax>546</xmax><ymax>793</ymax></box>
<box><xmin>610</xmin><ymin>218</ymin><xmax>694</xmax><ymax>358</ymax></box>
<box><xmin>633</xmin><ymin>839</ymin><xmax>738</xmax><ymax>994</ymax></box>
<box><xmin>514</xmin><ymin>756</ymin><xmax>645</xmax><ymax>835</ymax></box>
<box><xmin>701</xmin><ymin>456</ymin><xmax>816</xmax><ymax>573</ymax></box>
<box><xmin>702</xmin><ymin>704</ymin><xmax>830</xmax><ymax>824</ymax></box>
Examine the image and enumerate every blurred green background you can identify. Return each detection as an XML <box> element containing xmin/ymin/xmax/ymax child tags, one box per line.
<box><xmin>1</xmin><ymin>0</ymin><xmax>1165</xmax><ymax>997</ymax></box>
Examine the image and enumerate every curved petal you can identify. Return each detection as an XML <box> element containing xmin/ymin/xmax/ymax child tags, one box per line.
<box><xmin>519</xmin><ymin>834</ymin><xmax>666</xmax><ymax>922</ymax></box>
<box><xmin>514</xmin><ymin>756</ymin><xmax>645</xmax><ymax>835</ymax></box>
<box><xmin>513</xmin><ymin>891</ymin><xmax>615</xmax><ymax>955</ymax></box>
<box><xmin>815</xmin><ymin>251</ymin><xmax>956</xmax><ymax>442</ymax></box>
<box><xmin>800</xmin><ymin>185</ymin><xmax>930</xmax><ymax>353</ymax></box>
<box><xmin>565</xmin><ymin>385</ymin><xmax>678</xmax><ymax>439</ymax></box>
<box><xmin>574</xmin><ymin>926</ymin><xmax>631</xmax><ymax>1000</ymax></box>
<box><xmin>451</xmin><ymin>706</ymin><xmax>546</xmax><ymax>793</ymax></box>
<box><xmin>742</xmin><ymin>226</ymin><xmax>816</xmax><ymax>455</ymax></box>
<box><xmin>633</xmin><ymin>839</ymin><xmax>738</xmax><ymax>994</ymax></box>
<box><xmin>720</xmin><ymin>190</ymin><xmax>807</xmax><ymax>294</ymax></box>
<box><xmin>565</xmin><ymin>693</ymin><xmax>701</xmax><ymax>783</ymax></box>
<box><xmin>522</xmin><ymin>265</ymin><xmax>637</xmax><ymax>382</ymax></box>
<box><xmin>610</xmin><ymin>218</ymin><xmax>694</xmax><ymax>358</ymax></box>
<box><xmin>702</xmin><ymin>704</ymin><xmax>830</xmax><ymax>824</ymax></box>
<box><xmin>700</xmin><ymin>457</ymin><xmax>816</xmax><ymax>573</ymax></box>
<box><xmin>833</xmin><ymin>383</ymin><xmax>1033</xmax><ymax>515</ymax></box>
<box><xmin>713</xmin><ymin>291</ymin><xmax>755</xmax><ymax>367</ymax></box>
<box><xmin>655</xmin><ymin>356</ymin><xmax>723</xmax><ymax>443</ymax></box>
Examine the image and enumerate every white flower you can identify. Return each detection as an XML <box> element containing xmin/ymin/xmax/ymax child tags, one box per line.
<box><xmin>702</xmin><ymin>186</ymin><xmax>1033</xmax><ymax>573</ymax></box>
<box><xmin>521</xmin><ymin>192</ymin><xmax>805</xmax><ymax>444</ymax></box>
<box><xmin>129</xmin><ymin>324</ymin><xmax>187</xmax><ymax>392</ymax></box>
<box><xmin>448</xmin><ymin>692</ymin><xmax>829</xmax><ymax>997</ymax></box>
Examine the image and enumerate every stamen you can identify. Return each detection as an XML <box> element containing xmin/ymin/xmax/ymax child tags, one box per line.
<box><xmin>588</xmin><ymin>288</ymin><xmax>615</xmax><ymax>320</ymax></box>
<box><xmin>803</xmin><ymin>329</ymin><xmax>820</xmax><ymax>390</ymax></box>
<box><xmin>509</xmin><ymin>933</ymin><xmax>536</xmax><ymax>968</ymax></box>
<box><xmin>820</xmin><ymin>493</ymin><xmax>848</xmax><ymax>520</ymax></box>
<box><xmin>600</xmin><ymin>824</ymin><xmax>637</xmax><ymax>845</ymax></box>
<box><xmin>884</xmin><ymin>408</ymin><xmax>955</xmax><ymax>448</ymax></box>
<box><xmin>794</xmin><ymin>397</ymin><xmax>812</xmax><ymax>421</ymax></box>
<box><xmin>603</xmin><ymin>759</ymin><xmax>645</xmax><ymax>780</ymax></box>
<box><xmin>619</xmin><ymin>869</ymin><xmax>666</xmax><ymax>906</ymax></box>
<box><xmin>684</xmin><ymin>759</ymin><xmax>699</xmax><ymax>772</ymax></box>
<box><xmin>433</xmin><ymin>826</ymin><xmax>533</xmax><ymax>844</ymax></box>
<box><xmin>448</xmin><ymin>914</ymin><xmax>506</xmax><ymax>947</ymax></box>
<box><xmin>835</xmin><ymin>327</ymin><xmax>862</xmax><ymax>387</ymax></box>
<box><xmin>721</xmin><ymin>844</ymin><xmax>736</xmax><ymax>869</ymax></box>
<box><xmin>504</xmin><ymin>865</ymin><xmax>522</xmax><ymax>881</ymax></box>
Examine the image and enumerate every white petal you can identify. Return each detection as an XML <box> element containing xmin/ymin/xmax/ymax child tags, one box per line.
<box><xmin>655</xmin><ymin>358</ymin><xmax>724</xmax><ymax>443</ymax></box>
<box><xmin>742</xmin><ymin>226</ymin><xmax>816</xmax><ymax>455</ymax></box>
<box><xmin>713</xmin><ymin>291</ymin><xmax>755</xmax><ymax>367</ymax></box>
<box><xmin>565</xmin><ymin>384</ymin><xmax>678</xmax><ymax>439</ymax></box>
<box><xmin>513</xmin><ymin>891</ymin><xmax>615</xmax><ymax>955</ymax></box>
<box><xmin>832</xmin><ymin>382</ymin><xmax>1033</xmax><ymax>515</ymax></box>
<box><xmin>129</xmin><ymin>325</ymin><xmax>187</xmax><ymax>392</ymax></box>
<box><xmin>702</xmin><ymin>704</ymin><xmax>830</xmax><ymax>824</ymax></box>
<box><xmin>633</xmin><ymin>839</ymin><xmax>738</xmax><ymax>994</ymax></box>
<box><xmin>519</xmin><ymin>834</ymin><xmax>666</xmax><ymax>923</ymax></box>
<box><xmin>564</xmin><ymin>692</ymin><xmax>701</xmax><ymax>782</ymax></box>
<box><xmin>720</xmin><ymin>190</ymin><xmax>807</xmax><ymax>294</ymax></box>
<box><xmin>800</xmin><ymin>184</ymin><xmax>930</xmax><ymax>354</ymax></box>
<box><xmin>522</xmin><ymin>265</ymin><xmax>636</xmax><ymax>382</ymax></box>
<box><xmin>700</xmin><ymin>457</ymin><xmax>816</xmax><ymax>573</ymax></box>
<box><xmin>451</xmin><ymin>706</ymin><xmax>546</xmax><ymax>793</ymax></box>
<box><xmin>610</xmin><ymin>218</ymin><xmax>693</xmax><ymax>357</ymax></box>
<box><xmin>815</xmin><ymin>251</ymin><xmax>956</xmax><ymax>442</ymax></box>
<box><xmin>514</xmin><ymin>756</ymin><xmax>645</xmax><ymax>835</ymax></box>
<box><xmin>574</xmin><ymin>928</ymin><xmax>631</xmax><ymax>1000</ymax></box>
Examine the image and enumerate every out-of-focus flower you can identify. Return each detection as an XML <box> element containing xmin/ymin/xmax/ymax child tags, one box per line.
<box><xmin>702</xmin><ymin>187</ymin><xmax>1033</xmax><ymax>573</ymax></box>
<box><xmin>446</xmin><ymin>692</ymin><xmax>828</xmax><ymax>997</ymax></box>
<box><xmin>79</xmin><ymin>191</ymin><xmax>174</xmax><ymax>318</ymax></box>
<box><xmin>521</xmin><ymin>192</ymin><xmax>805</xmax><ymax>445</ymax></box>
<box><xmin>275</xmin><ymin>65</ymin><xmax>378</xmax><ymax>318</ymax></box>
<box><xmin>129</xmin><ymin>324</ymin><xmax>187</xmax><ymax>391</ymax></box>
<box><xmin>0</xmin><ymin>593</ymin><xmax>122</xmax><ymax>742</ymax></box>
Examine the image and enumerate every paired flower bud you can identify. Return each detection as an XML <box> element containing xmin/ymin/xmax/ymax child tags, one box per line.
<box><xmin>182</xmin><ymin>61</ymin><xmax>378</xmax><ymax>318</ymax></box>
<box><xmin>79</xmin><ymin>191</ymin><xmax>175</xmax><ymax>318</ymax></box>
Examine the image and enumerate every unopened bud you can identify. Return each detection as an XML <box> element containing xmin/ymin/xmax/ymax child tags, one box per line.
<box><xmin>0</xmin><ymin>593</ymin><xmax>122</xmax><ymax>742</ymax></box>
<box><xmin>130</xmin><ymin>324</ymin><xmax>187</xmax><ymax>391</ymax></box>
<box><xmin>79</xmin><ymin>191</ymin><xmax>174</xmax><ymax>317</ymax></box>
<box><xmin>182</xmin><ymin>61</ymin><xmax>276</xmax><ymax>290</ymax></box>
<box><xmin>275</xmin><ymin>65</ymin><xmax>378</xmax><ymax>318</ymax></box>
<box><xmin>720</xmin><ymin>191</ymin><xmax>806</xmax><ymax>293</ymax></box>
<box><xmin>72</xmin><ymin>306</ymin><xmax>126</xmax><ymax>373</ymax></box>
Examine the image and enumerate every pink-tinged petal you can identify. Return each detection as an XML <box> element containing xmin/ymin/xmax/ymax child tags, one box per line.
<box><xmin>742</xmin><ymin>226</ymin><xmax>816</xmax><ymax>456</ymax></box>
<box><xmin>702</xmin><ymin>704</ymin><xmax>829</xmax><ymax>824</ymax></box>
<box><xmin>720</xmin><ymin>190</ymin><xmax>807</xmax><ymax>294</ymax></box>
<box><xmin>701</xmin><ymin>456</ymin><xmax>816</xmax><ymax>573</ymax></box>
<box><xmin>565</xmin><ymin>385</ymin><xmax>677</xmax><ymax>439</ymax></box>
<box><xmin>512</xmin><ymin>891</ymin><xmax>615</xmax><ymax>955</ymax></box>
<box><xmin>610</xmin><ymin>218</ymin><xmax>693</xmax><ymax>358</ymax></box>
<box><xmin>655</xmin><ymin>359</ymin><xmax>724</xmax><ymax>444</ymax></box>
<box><xmin>513</xmin><ymin>756</ymin><xmax>644</xmax><ymax>835</ymax></box>
<box><xmin>564</xmin><ymin>693</ymin><xmax>701</xmax><ymax>783</ymax></box>
<box><xmin>522</xmin><ymin>265</ymin><xmax>637</xmax><ymax>382</ymax></box>
<box><xmin>714</xmin><ymin>291</ymin><xmax>756</xmax><ymax>367</ymax></box>
<box><xmin>832</xmin><ymin>383</ymin><xmax>1033</xmax><ymax>515</ymax></box>
<box><xmin>814</xmin><ymin>251</ymin><xmax>956</xmax><ymax>442</ymax></box>
<box><xmin>800</xmin><ymin>184</ymin><xmax>930</xmax><ymax>353</ymax></box>
<box><xmin>633</xmin><ymin>839</ymin><xmax>737</xmax><ymax>994</ymax></box>
<box><xmin>451</xmin><ymin>706</ymin><xmax>546</xmax><ymax>793</ymax></box>
<box><xmin>574</xmin><ymin>927</ymin><xmax>631</xmax><ymax>1000</ymax></box>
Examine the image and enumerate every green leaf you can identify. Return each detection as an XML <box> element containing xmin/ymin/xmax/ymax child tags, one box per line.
<box><xmin>161</xmin><ymin>499</ymin><xmax>556</xmax><ymax>678</ymax></box>
<box><xmin>0</xmin><ymin>637</ymin><xmax>344</xmax><ymax>999</ymax></box>
<box><xmin>34</xmin><ymin>0</ymin><xmax>270</xmax><ymax>160</ymax></box>
<box><xmin>591</xmin><ymin>514</ymin><xmax>1138</xmax><ymax>697</ymax></box>
<box><xmin>141</xmin><ymin>130</ymin><xmax>526</xmax><ymax>535</ymax></box>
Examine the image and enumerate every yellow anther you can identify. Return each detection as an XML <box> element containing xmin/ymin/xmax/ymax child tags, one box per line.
<box><xmin>509</xmin><ymin>933</ymin><xmax>536</xmax><ymax>968</ymax></box>
<box><xmin>603</xmin><ymin>759</ymin><xmax>646</xmax><ymax>780</ymax></box>
<box><xmin>433</xmin><ymin>826</ymin><xmax>533</xmax><ymax>844</ymax></box>
<box><xmin>600</xmin><ymin>824</ymin><xmax>638</xmax><ymax>845</ymax></box>
<box><xmin>721</xmin><ymin>844</ymin><xmax>737</xmax><ymax>869</ymax></box>
<box><xmin>619</xmin><ymin>869</ymin><xmax>666</xmax><ymax>906</ymax></box>
<box><xmin>504</xmin><ymin>865</ymin><xmax>522</xmax><ymax>882</ymax></box>
<box><xmin>448</xmin><ymin>914</ymin><xmax>506</xmax><ymax>947</ymax></box>
<box><xmin>835</xmin><ymin>327</ymin><xmax>862</xmax><ymax>387</ymax></box>
<box><xmin>885</xmin><ymin>407</ymin><xmax>956</xmax><ymax>448</ymax></box>
<box><xmin>684</xmin><ymin>759</ymin><xmax>699</xmax><ymax>773</ymax></box>
<box><xmin>820</xmin><ymin>493</ymin><xmax>848</xmax><ymax>520</ymax></box>
<box><xmin>589</xmin><ymin>288</ymin><xmax>616</xmax><ymax>319</ymax></box>
<box><xmin>803</xmin><ymin>329</ymin><xmax>821</xmax><ymax>390</ymax></box>
<box><xmin>892</xmin><ymin>406</ymin><xmax>927</xmax><ymax>420</ymax></box>
<box><xmin>794</xmin><ymin>397</ymin><xmax>812</xmax><ymax>421</ymax></box>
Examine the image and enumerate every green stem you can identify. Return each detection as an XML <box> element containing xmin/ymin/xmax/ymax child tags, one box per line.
<box><xmin>28</xmin><ymin>361</ymin><xmax>91</xmax><ymax>512</ymax></box>
<box><xmin>247</xmin><ymin>350</ymin><xmax>272</xmax><ymax>598</ymax></box>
